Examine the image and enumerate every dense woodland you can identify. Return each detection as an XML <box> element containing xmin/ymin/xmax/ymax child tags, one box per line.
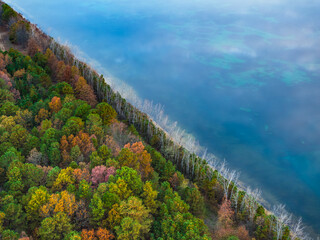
<box><xmin>0</xmin><ymin>2</ymin><xmax>307</xmax><ymax>240</ymax></box>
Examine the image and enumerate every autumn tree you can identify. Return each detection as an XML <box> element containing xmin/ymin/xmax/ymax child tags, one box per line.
<box><xmin>49</xmin><ymin>96</ymin><xmax>62</xmax><ymax>113</ymax></box>
<box><xmin>75</xmin><ymin>76</ymin><xmax>97</xmax><ymax>107</ymax></box>
<box><xmin>81</xmin><ymin>229</ymin><xmax>95</xmax><ymax>240</ymax></box>
<box><xmin>27</xmin><ymin>37</ymin><xmax>41</xmax><ymax>57</ymax></box>
<box><xmin>124</xmin><ymin>142</ymin><xmax>153</xmax><ymax>179</ymax></box>
<box><xmin>105</xmin><ymin>136</ymin><xmax>120</xmax><ymax>157</ymax></box>
<box><xmin>218</xmin><ymin>199</ymin><xmax>234</xmax><ymax>228</ymax></box>
<box><xmin>40</xmin><ymin>190</ymin><xmax>78</xmax><ymax>218</ymax></box>
<box><xmin>91</xmin><ymin>166</ymin><xmax>115</xmax><ymax>186</ymax></box>
<box><xmin>96</xmin><ymin>228</ymin><xmax>115</xmax><ymax>240</ymax></box>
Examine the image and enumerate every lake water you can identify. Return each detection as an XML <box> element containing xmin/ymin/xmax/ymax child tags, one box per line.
<box><xmin>6</xmin><ymin>0</ymin><xmax>320</xmax><ymax>235</ymax></box>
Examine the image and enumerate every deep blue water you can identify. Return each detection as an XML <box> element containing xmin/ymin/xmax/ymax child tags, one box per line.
<box><xmin>7</xmin><ymin>0</ymin><xmax>320</xmax><ymax>234</ymax></box>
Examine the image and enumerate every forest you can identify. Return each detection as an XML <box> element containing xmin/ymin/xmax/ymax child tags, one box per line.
<box><xmin>0</xmin><ymin>2</ymin><xmax>307</xmax><ymax>240</ymax></box>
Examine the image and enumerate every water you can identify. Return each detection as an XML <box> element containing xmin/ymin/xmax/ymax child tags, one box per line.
<box><xmin>6</xmin><ymin>0</ymin><xmax>320</xmax><ymax>235</ymax></box>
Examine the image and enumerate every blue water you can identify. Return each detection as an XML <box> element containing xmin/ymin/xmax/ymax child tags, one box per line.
<box><xmin>7</xmin><ymin>0</ymin><xmax>320</xmax><ymax>234</ymax></box>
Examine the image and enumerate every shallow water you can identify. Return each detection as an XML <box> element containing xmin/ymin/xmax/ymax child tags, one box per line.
<box><xmin>7</xmin><ymin>0</ymin><xmax>320</xmax><ymax>234</ymax></box>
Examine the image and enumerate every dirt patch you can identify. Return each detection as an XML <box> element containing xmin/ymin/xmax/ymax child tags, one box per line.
<box><xmin>0</xmin><ymin>26</ymin><xmax>27</xmax><ymax>53</ymax></box>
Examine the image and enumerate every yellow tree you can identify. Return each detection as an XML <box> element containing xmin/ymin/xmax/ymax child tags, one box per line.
<box><xmin>52</xmin><ymin>167</ymin><xmax>75</xmax><ymax>191</ymax></box>
<box><xmin>40</xmin><ymin>191</ymin><xmax>78</xmax><ymax>218</ymax></box>
<box><xmin>141</xmin><ymin>181</ymin><xmax>158</xmax><ymax>214</ymax></box>
<box><xmin>26</xmin><ymin>187</ymin><xmax>49</xmax><ymax>220</ymax></box>
<box><xmin>108</xmin><ymin>178</ymin><xmax>132</xmax><ymax>201</ymax></box>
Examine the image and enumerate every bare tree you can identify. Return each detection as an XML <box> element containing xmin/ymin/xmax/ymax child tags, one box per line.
<box><xmin>218</xmin><ymin>162</ymin><xmax>239</xmax><ymax>199</ymax></box>
<box><xmin>272</xmin><ymin>204</ymin><xmax>292</xmax><ymax>240</ymax></box>
<box><xmin>290</xmin><ymin>217</ymin><xmax>308</xmax><ymax>240</ymax></box>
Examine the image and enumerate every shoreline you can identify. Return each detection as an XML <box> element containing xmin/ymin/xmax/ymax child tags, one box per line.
<box><xmin>1</xmin><ymin>0</ymin><xmax>317</xmax><ymax>238</ymax></box>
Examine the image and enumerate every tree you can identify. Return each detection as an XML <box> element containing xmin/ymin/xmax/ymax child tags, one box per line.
<box><xmin>91</xmin><ymin>165</ymin><xmax>107</xmax><ymax>186</ymax></box>
<box><xmin>0</xmin><ymin>101</ymin><xmax>19</xmax><ymax>116</ymax></box>
<box><xmin>75</xmin><ymin>103</ymin><xmax>91</xmax><ymax>120</ymax></box>
<box><xmin>89</xmin><ymin>193</ymin><xmax>106</xmax><ymax>226</ymax></box>
<box><xmin>52</xmin><ymin>167</ymin><xmax>75</xmax><ymax>191</ymax></box>
<box><xmin>9</xmin><ymin>20</ymin><xmax>30</xmax><ymax>46</ymax></box>
<box><xmin>25</xmin><ymin>186</ymin><xmax>49</xmax><ymax>223</ymax></box>
<box><xmin>27</xmin><ymin>37</ymin><xmax>41</xmax><ymax>57</ymax></box>
<box><xmin>55</xmin><ymin>107</ymin><xmax>73</xmax><ymax>124</ymax></box>
<box><xmin>218</xmin><ymin>199</ymin><xmax>234</xmax><ymax>229</ymax></box>
<box><xmin>75</xmin><ymin>77</ymin><xmax>97</xmax><ymax>107</ymax></box>
<box><xmin>26</xmin><ymin>148</ymin><xmax>42</xmax><ymax>165</ymax></box>
<box><xmin>62</xmin><ymin>117</ymin><xmax>84</xmax><ymax>136</ymax></box>
<box><xmin>1</xmin><ymin>4</ymin><xmax>18</xmax><ymax>23</ymax></box>
<box><xmin>117</xmin><ymin>148</ymin><xmax>139</xmax><ymax>171</ymax></box>
<box><xmin>181</xmin><ymin>186</ymin><xmax>205</xmax><ymax>217</ymax></box>
<box><xmin>77</xmin><ymin>179</ymin><xmax>92</xmax><ymax>201</ymax></box>
<box><xmin>48</xmin><ymin>142</ymin><xmax>61</xmax><ymax>166</ymax></box>
<box><xmin>35</xmin><ymin>108</ymin><xmax>49</xmax><ymax>124</ymax></box>
<box><xmin>96</xmin><ymin>102</ymin><xmax>117</xmax><ymax>125</ymax></box>
<box><xmin>89</xmin><ymin>151</ymin><xmax>104</xmax><ymax>169</ymax></box>
<box><xmin>98</xmin><ymin>145</ymin><xmax>112</xmax><ymax>161</ymax></box>
<box><xmin>272</xmin><ymin>204</ymin><xmax>291</xmax><ymax>240</ymax></box>
<box><xmin>9</xmin><ymin>124</ymin><xmax>28</xmax><ymax>149</ymax></box>
<box><xmin>108</xmin><ymin>178</ymin><xmax>132</xmax><ymax>201</ymax></box>
<box><xmin>96</xmin><ymin>228</ymin><xmax>115</xmax><ymax>240</ymax></box>
<box><xmin>91</xmin><ymin>166</ymin><xmax>116</xmax><ymax>187</ymax></box>
<box><xmin>124</xmin><ymin>142</ymin><xmax>153</xmax><ymax>179</ymax></box>
<box><xmin>70</xmin><ymin>145</ymin><xmax>84</xmax><ymax>163</ymax></box>
<box><xmin>73</xmin><ymin>168</ymin><xmax>90</xmax><ymax>183</ymax></box>
<box><xmin>290</xmin><ymin>217</ymin><xmax>307</xmax><ymax>240</ymax></box>
<box><xmin>81</xmin><ymin>229</ymin><xmax>95</xmax><ymax>240</ymax></box>
<box><xmin>64</xmin><ymin>231</ymin><xmax>82</xmax><ymax>240</ymax></box>
<box><xmin>20</xmin><ymin>163</ymin><xmax>45</xmax><ymax>190</ymax></box>
<box><xmin>1</xmin><ymin>229</ymin><xmax>19</xmax><ymax>240</ymax></box>
<box><xmin>104</xmin><ymin>136</ymin><xmax>120</xmax><ymax>157</ymax></box>
<box><xmin>38</xmin><ymin>212</ymin><xmax>72</xmax><ymax>240</ymax></box>
<box><xmin>115</xmin><ymin>197</ymin><xmax>152</xmax><ymax>240</ymax></box>
<box><xmin>114</xmin><ymin>167</ymin><xmax>143</xmax><ymax>196</ymax></box>
<box><xmin>49</xmin><ymin>96</ymin><xmax>62</xmax><ymax>113</ymax></box>
<box><xmin>40</xmin><ymin>191</ymin><xmax>77</xmax><ymax>218</ymax></box>
<box><xmin>41</xmin><ymin>128</ymin><xmax>58</xmax><ymax>148</ymax></box>
<box><xmin>1</xmin><ymin>195</ymin><xmax>25</xmax><ymax>230</ymax></box>
<box><xmin>141</xmin><ymin>181</ymin><xmax>158</xmax><ymax>214</ymax></box>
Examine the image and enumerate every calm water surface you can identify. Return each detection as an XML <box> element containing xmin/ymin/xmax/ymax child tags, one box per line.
<box><xmin>7</xmin><ymin>0</ymin><xmax>320</xmax><ymax>234</ymax></box>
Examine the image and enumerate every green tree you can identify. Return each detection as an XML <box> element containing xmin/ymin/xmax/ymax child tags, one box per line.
<box><xmin>1</xmin><ymin>229</ymin><xmax>19</xmax><ymax>240</ymax></box>
<box><xmin>96</xmin><ymin>102</ymin><xmax>117</xmax><ymax>125</ymax></box>
<box><xmin>48</xmin><ymin>142</ymin><xmax>61</xmax><ymax>166</ymax></box>
<box><xmin>38</xmin><ymin>212</ymin><xmax>72</xmax><ymax>240</ymax></box>
<box><xmin>114</xmin><ymin>167</ymin><xmax>143</xmax><ymax>196</ymax></box>
<box><xmin>89</xmin><ymin>193</ymin><xmax>106</xmax><ymax>227</ymax></box>
<box><xmin>75</xmin><ymin>103</ymin><xmax>91</xmax><ymax>120</ymax></box>
<box><xmin>115</xmin><ymin>197</ymin><xmax>152</xmax><ymax>240</ymax></box>
<box><xmin>9</xmin><ymin>124</ymin><xmax>28</xmax><ymax>149</ymax></box>
<box><xmin>62</xmin><ymin>117</ymin><xmax>84</xmax><ymax>136</ymax></box>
